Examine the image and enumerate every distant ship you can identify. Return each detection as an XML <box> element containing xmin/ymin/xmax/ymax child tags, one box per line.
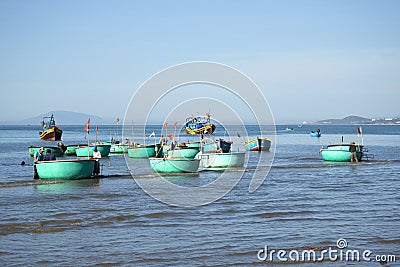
<box><xmin>39</xmin><ymin>114</ymin><xmax>63</xmax><ymax>141</ymax></box>
<box><xmin>184</xmin><ymin>113</ymin><xmax>216</xmax><ymax>135</ymax></box>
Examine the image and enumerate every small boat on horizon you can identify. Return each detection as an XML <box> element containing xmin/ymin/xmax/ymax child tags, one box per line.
<box><xmin>310</xmin><ymin>129</ymin><xmax>321</xmax><ymax>138</ymax></box>
<box><xmin>35</xmin><ymin>159</ymin><xmax>95</xmax><ymax>179</ymax></box>
<box><xmin>39</xmin><ymin>114</ymin><xmax>63</xmax><ymax>141</ymax></box>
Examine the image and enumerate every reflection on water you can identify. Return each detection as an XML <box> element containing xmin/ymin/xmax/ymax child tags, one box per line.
<box><xmin>34</xmin><ymin>178</ymin><xmax>100</xmax><ymax>194</ymax></box>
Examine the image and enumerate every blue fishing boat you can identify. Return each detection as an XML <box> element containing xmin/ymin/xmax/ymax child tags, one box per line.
<box><xmin>184</xmin><ymin>113</ymin><xmax>216</xmax><ymax>135</ymax></box>
<box><xmin>39</xmin><ymin>114</ymin><xmax>63</xmax><ymax>141</ymax></box>
<box><xmin>310</xmin><ymin>129</ymin><xmax>321</xmax><ymax>138</ymax></box>
<box><xmin>244</xmin><ymin>137</ymin><xmax>271</xmax><ymax>151</ymax></box>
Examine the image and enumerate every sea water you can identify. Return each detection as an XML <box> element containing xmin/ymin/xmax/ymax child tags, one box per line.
<box><xmin>0</xmin><ymin>124</ymin><xmax>399</xmax><ymax>266</ymax></box>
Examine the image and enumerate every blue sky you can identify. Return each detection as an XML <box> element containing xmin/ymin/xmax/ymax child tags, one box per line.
<box><xmin>0</xmin><ymin>0</ymin><xmax>399</xmax><ymax>124</ymax></box>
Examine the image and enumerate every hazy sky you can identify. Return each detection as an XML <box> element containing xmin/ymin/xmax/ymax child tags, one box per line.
<box><xmin>1</xmin><ymin>0</ymin><xmax>399</xmax><ymax>124</ymax></box>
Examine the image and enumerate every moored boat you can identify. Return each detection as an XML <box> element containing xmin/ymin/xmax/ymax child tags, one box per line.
<box><xmin>244</xmin><ymin>137</ymin><xmax>271</xmax><ymax>151</ymax></box>
<box><xmin>167</xmin><ymin>147</ymin><xmax>199</xmax><ymax>159</ymax></box>
<box><xmin>127</xmin><ymin>145</ymin><xmax>156</xmax><ymax>158</ymax></box>
<box><xmin>35</xmin><ymin>159</ymin><xmax>95</xmax><ymax>179</ymax></box>
<box><xmin>149</xmin><ymin>157</ymin><xmax>200</xmax><ymax>173</ymax></box>
<box><xmin>184</xmin><ymin>113</ymin><xmax>216</xmax><ymax>135</ymax></box>
<box><xmin>29</xmin><ymin>146</ymin><xmax>64</xmax><ymax>157</ymax></box>
<box><xmin>75</xmin><ymin>144</ymin><xmax>111</xmax><ymax>157</ymax></box>
<box><xmin>310</xmin><ymin>129</ymin><xmax>321</xmax><ymax>138</ymax></box>
<box><xmin>110</xmin><ymin>144</ymin><xmax>128</xmax><ymax>153</ymax></box>
<box><xmin>320</xmin><ymin>144</ymin><xmax>363</xmax><ymax>162</ymax></box>
<box><xmin>39</xmin><ymin>114</ymin><xmax>63</xmax><ymax>141</ymax></box>
<box><xmin>63</xmin><ymin>144</ymin><xmax>87</xmax><ymax>156</ymax></box>
<box><xmin>196</xmin><ymin>151</ymin><xmax>246</xmax><ymax>170</ymax></box>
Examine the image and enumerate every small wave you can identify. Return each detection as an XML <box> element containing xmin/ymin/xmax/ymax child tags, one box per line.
<box><xmin>254</xmin><ymin>210</ymin><xmax>314</xmax><ymax>218</ymax></box>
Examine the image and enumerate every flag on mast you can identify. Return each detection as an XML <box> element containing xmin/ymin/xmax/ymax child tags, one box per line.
<box><xmin>95</xmin><ymin>125</ymin><xmax>99</xmax><ymax>135</ymax></box>
<box><xmin>149</xmin><ymin>131</ymin><xmax>156</xmax><ymax>138</ymax></box>
<box><xmin>357</xmin><ymin>126</ymin><xmax>362</xmax><ymax>135</ymax></box>
<box><xmin>116</xmin><ymin>117</ymin><xmax>119</xmax><ymax>124</ymax></box>
<box><xmin>84</xmin><ymin>118</ymin><xmax>90</xmax><ymax>132</ymax></box>
<box><xmin>163</xmin><ymin>122</ymin><xmax>168</xmax><ymax>128</ymax></box>
<box><xmin>174</xmin><ymin>122</ymin><xmax>178</xmax><ymax>128</ymax></box>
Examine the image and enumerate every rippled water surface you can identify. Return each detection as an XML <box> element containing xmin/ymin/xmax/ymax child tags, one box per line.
<box><xmin>0</xmin><ymin>125</ymin><xmax>399</xmax><ymax>266</ymax></box>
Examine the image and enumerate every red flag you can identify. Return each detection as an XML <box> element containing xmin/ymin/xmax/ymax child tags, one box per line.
<box><xmin>163</xmin><ymin>123</ymin><xmax>168</xmax><ymax>128</ymax></box>
<box><xmin>116</xmin><ymin>117</ymin><xmax>119</xmax><ymax>124</ymax></box>
<box><xmin>168</xmin><ymin>134</ymin><xmax>174</xmax><ymax>140</ymax></box>
<box><xmin>95</xmin><ymin>125</ymin><xmax>99</xmax><ymax>135</ymax></box>
<box><xmin>84</xmin><ymin>118</ymin><xmax>90</xmax><ymax>132</ymax></box>
<box><xmin>174</xmin><ymin>122</ymin><xmax>178</xmax><ymax>128</ymax></box>
<box><xmin>357</xmin><ymin>126</ymin><xmax>362</xmax><ymax>135</ymax></box>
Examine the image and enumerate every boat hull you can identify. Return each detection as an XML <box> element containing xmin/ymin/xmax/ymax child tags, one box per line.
<box><xmin>149</xmin><ymin>158</ymin><xmax>200</xmax><ymax>173</ymax></box>
<box><xmin>39</xmin><ymin>127</ymin><xmax>63</xmax><ymax>141</ymax></box>
<box><xmin>35</xmin><ymin>159</ymin><xmax>95</xmax><ymax>179</ymax></box>
<box><xmin>127</xmin><ymin>145</ymin><xmax>156</xmax><ymax>158</ymax></box>
<box><xmin>244</xmin><ymin>138</ymin><xmax>271</xmax><ymax>151</ymax></box>
<box><xmin>110</xmin><ymin>144</ymin><xmax>128</xmax><ymax>153</ymax></box>
<box><xmin>185</xmin><ymin>124</ymin><xmax>216</xmax><ymax>135</ymax></box>
<box><xmin>29</xmin><ymin>146</ymin><xmax>64</xmax><ymax>157</ymax></box>
<box><xmin>75</xmin><ymin>145</ymin><xmax>111</xmax><ymax>157</ymax></box>
<box><xmin>167</xmin><ymin>148</ymin><xmax>199</xmax><ymax>159</ymax></box>
<box><xmin>197</xmin><ymin>152</ymin><xmax>246</xmax><ymax>169</ymax></box>
<box><xmin>320</xmin><ymin>144</ymin><xmax>363</xmax><ymax>162</ymax></box>
<box><xmin>310</xmin><ymin>132</ymin><xmax>321</xmax><ymax>137</ymax></box>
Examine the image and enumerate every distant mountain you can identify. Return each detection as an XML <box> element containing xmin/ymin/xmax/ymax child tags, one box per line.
<box><xmin>315</xmin><ymin>115</ymin><xmax>371</xmax><ymax>125</ymax></box>
<box><xmin>16</xmin><ymin>110</ymin><xmax>113</xmax><ymax>125</ymax></box>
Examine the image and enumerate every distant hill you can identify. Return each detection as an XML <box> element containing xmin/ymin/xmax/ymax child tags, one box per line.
<box><xmin>315</xmin><ymin>115</ymin><xmax>371</xmax><ymax>125</ymax></box>
<box><xmin>16</xmin><ymin>110</ymin><xmax>113</xmax><ymax>125</ymax></box>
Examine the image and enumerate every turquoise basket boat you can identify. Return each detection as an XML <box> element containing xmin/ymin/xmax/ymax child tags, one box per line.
<box><xmin>35</xmin><ymin>159</ymin><xmax>95</xmax><ymax>179</ymax></box>
<box><xmin>29</xmin><ymin>146</ymin><xmax>64</xmax><ymax>157</ymax></box>
<box><xmin>196</xmin><ymin>152</ymin><xmax>246</xmax><ymax>170</ymax></box>
<box><xmin>310</xmin><ymin>131</ymin><xmax>321</xmax><ymax>137</ymax></box>
<box><xmin>167</xmin><ymin>147</ymin><xmax>199</xmax><ymax>159</ymax></box>
<box><xmin>244</xmin><ymin>137</ymin><xmax>271</xmax><ymax>151</ymax></box>
<box><xmin>110</xmin><ymin>144</ymin><xmax>128</xmax><ymax>153</ymax></box>
<box><xmin>149</xmin><ymin>157</ymin><xmax>200</xmax><ymax>173</ymax></box>
<box><xmin>320</xmin><ymin>144</ymin><xmax>363</xmax><ymax>162</ymax></box>
<box><xmin>63</xmin><ymin>144</ymin><xmax>87</xmax><ymax>156</ymax></box>
<box><xmin>75</xmin><ymin>144</ymin><xmax>111</xmax><ymax>157</ymax></box>
<box><xmin>127</xmin><ymin>145</ymin><xmax>156</xmax><ymax>158</ymax></box>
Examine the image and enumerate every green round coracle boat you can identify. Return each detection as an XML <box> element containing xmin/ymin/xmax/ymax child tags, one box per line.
<box><xmin>167</xmin><ymin>148</ymin><xmax>199</xmax><ymax>159</ymax></box>
<box><xmin>320</xmin><ymin>144</ymin><xmax>364</xmax><ymax>162</ymax></box>
<box><xmin>75</xmin><ymin>144</ymin><xmax>111</xmax><ymax>157</ymax></box>
<box><xmin>29</xmin><ymin>146</ymin><xmax>64</xmax><ymax>157</ymax></box>
<box><xmin>127</xmin><ymin>145</ymin><xmax>156</xmax><ymax>158</ymax></box>
<box><xmin>35</xmin><ymin>159</ymin><xmax>95</xmax><ymax>179</ymax></box>
<box><xmin>149</xmin><ymin>157</ymin><xmax>200</xmax><ymax>173</ymax></box>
